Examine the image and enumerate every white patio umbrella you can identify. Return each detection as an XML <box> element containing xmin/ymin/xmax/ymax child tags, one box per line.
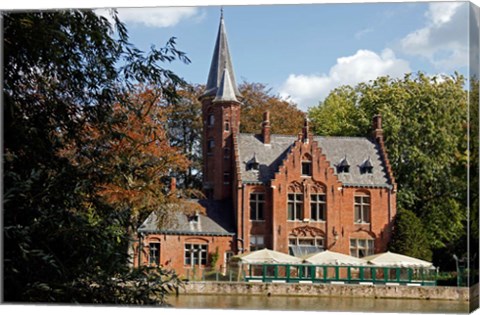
<box><xmin>233</xmin><ymin>248</ymin><xmax>303</xmax><ymax>264</ymax></box>
<box><xmin>362</xmin><ymin>251</ymin><xmax>434</xmax><ymax>268</ymax></box>
<box><xmin>303</xmin><ymin>250</ymin><xmax>367</xmax><ymax>266</ymax></box>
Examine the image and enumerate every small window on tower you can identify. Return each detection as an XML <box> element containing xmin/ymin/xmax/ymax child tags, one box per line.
<box><xmin>208</xmin><ymin>113</ymin><xmax>215</xmax><ymax>127</ymax></box>
<box><xmin>207</xmin><ymin>139</ymin><xmax>215</xmax><ymax>154</ymax></box>
<box><xmin>225</xmin><ymin>121</ymin><xmax>230</xmax><ymax>131</ymax></box>
<box><xmin>223</xmin><ymin>172</ymin><xmax>230</xmax><ymax>185</ymax></box>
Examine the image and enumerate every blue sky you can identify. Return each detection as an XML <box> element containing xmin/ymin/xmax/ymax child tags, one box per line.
<box><xmin>99</xmin><ymin>2</ymin><xmax>471</xmax><ymax>111</ymax></box>
<box><xmin>3</xmin><ymin>1</ymin><xmax>474</xmax><ymax>111</ymax></box>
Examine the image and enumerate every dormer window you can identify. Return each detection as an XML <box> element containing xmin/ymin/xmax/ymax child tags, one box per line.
<box><xmin>247</xmin><ymin>153</ymin><xmax>260</xmax><ymax>171</ymax></box>
<box><xmin>337</xmin><ymin>156</ymin><xmax>350</xmax><ymax>173</ymax></box>
<box><xmin>361</xmin><ymin>157</ymin><xmax>373</xmax><ymax>174</ymax></box>
<box><xmin>188</xmin><ymin>212</ymin><xmax>199</xmax><ymax>223</ymax></box>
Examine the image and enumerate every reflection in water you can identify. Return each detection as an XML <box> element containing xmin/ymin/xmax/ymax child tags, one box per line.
<box><xmin>170</xmin><ymin>294</ymin><xmax>468</xmax><ymax>313</ymax></box>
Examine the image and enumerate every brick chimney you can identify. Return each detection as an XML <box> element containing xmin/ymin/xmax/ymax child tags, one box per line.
<box><xmin>372</xmin><ymin>114</ymin><xmax>384</xmax><ymax>141</ymax></box>
<box><xmin>262</xmin><ymin>111</ymin><xmax>271</xmax><ymax>144</ymax></box>
<box><xmin>302</xmin><ymin>115</ymin><xmax>312</xmax><ymax>143</ymax></box>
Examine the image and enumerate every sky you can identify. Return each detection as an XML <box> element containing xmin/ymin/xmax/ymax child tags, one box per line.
<box><xmin>92</xmin><ymin>1</ymin><xmax>472</xmax><ymax>111</ymax></box>
<box><xmin>2</xmin><ymin>0</ymin><xmax>476</xmax><ymax>111</ymax></box>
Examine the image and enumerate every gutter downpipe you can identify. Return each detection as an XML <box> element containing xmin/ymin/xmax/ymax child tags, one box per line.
<box><xmin>388</xmin><ymin>186</ymin><xmax>392</xmax><ymax>224</ymax></box>
<box><xmin>241</xmin><ymin>183</ymin><xmax>246</xmax><ymax>253</ymax></box>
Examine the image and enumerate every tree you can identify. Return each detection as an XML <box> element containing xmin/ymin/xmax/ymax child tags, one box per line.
<box><xmin>308</xmin><ymin>86</ymin><xmax>362</xmax><ymax>136</ymax></box>
<box><xmin>61</xmin><ymin>86</ymin><xmax>191</xmax><ymax>228</ymax></box>
<box><xmin>3</xmin><ymin>10</ymin><xmax>189</xmax><ymax>303</ymax></box>
<box><xmin>389</xmin><ymin>209</ymin><xmax>432</xmax><ymax>261</ymax></box>
<box><xmin>166</xmin><ymin>84</ymin><xmax>204</xmax><ymax>190</ymax></box>
<box><xmin>239</xmin><ymin>81</ymin><xmax>305</xmax><ymax>134</ymax></box>
<box><xmin>308</xmin><ymin>73</ymin><xmax>468</xmax><ymax>268</ymax></box>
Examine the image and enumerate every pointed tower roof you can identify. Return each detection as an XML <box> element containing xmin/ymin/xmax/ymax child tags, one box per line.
<box><xmin>202</xmin><ymin>12</ymin><xmax>241</xmax><ymax>99</ymax></box>
<box><xmin>213</xmin><ymin>67</ymin><xmax>239</xmax><ymax>103</ymax></box>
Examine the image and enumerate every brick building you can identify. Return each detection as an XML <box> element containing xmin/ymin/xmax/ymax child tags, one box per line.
<box><xmin>133</xmin><ymin>14</ymin><xmax>397</xmax><ymax>275</ymax></box>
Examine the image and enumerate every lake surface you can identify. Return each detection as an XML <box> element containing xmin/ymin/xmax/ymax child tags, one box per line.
<box><xmin>170</xmin><ymin>294</ymin><xmax>469</xmax><ymax>313</ymax></box>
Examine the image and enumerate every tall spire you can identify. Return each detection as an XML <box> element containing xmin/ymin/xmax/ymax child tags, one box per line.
<box><xmin>202</xmin><ymin>10</ymin><xmax>241</xmax><ymax>99</ymax></box>
<box><xmin>213</xmin><ymin>67</ymin><xmax>239</xmax><ymax>103</ymax></box>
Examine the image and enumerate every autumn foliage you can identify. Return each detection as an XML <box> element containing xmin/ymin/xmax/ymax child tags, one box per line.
<box><xmin>60</xmin><ymin>87</ymin><xmax>192</xmax><ymax>225</ymax></box>
<box><xmin>238</xmin><ymin>81</ymin><xmax>305</xmax><ymax>135</ymax></box>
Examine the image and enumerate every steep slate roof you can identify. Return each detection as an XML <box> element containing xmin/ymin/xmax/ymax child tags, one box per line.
<box><xmin>213</xmin><ymin>67</ymin><xmax>239</xmax><ymax>103</ymax></box>
<box><xmin>138</xmin><ymin>200</ymin><xmax>234</xmax><ymax>236</ymax></box>
<box><xmin>202</xmin><ymin>14</ymin><xmax>241</xmax><ymax>99</ymax></box>
<box><xmin>237</xmin><ymin>133</ymin><xmax>392</xmax><ymax>187</ymax></box>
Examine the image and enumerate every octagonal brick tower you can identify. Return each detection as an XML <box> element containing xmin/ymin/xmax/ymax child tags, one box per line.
<box><xmin>199</xmin><ymin>12</ymin><xmax>242</xmax><ymax>200</ymax></box>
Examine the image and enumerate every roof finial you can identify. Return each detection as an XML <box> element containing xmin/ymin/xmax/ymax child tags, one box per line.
<box><xmin>220</xmin><ymin>6</ymin><xmax>224</xmax><ymax>19</ymax></box>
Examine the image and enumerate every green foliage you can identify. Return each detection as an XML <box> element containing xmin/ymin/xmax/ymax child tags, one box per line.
<box><xmin>4</xmin><ymin>10</ymin><xmax>188</xmax><ymax>303</ymax></box>
<box><xmin>308</xmin><ymin>86</ymin><xmax>362</xmax><ymax>136</ymax></box>
<box><xmin>308</xmin><ymin>73</ymin><xmax>468</xmax><ymax>268</ymax></box>
<box><xmin>388</xmin><ymin>209</ymin><xmax>432</xmax><ymax>261</ymax></box>
<box><xmin>210</xmin><ymin>247</ymin><xmax>220</xmax><ymax>268</ymax></box>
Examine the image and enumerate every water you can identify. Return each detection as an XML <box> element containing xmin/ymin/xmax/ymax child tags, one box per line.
<box><xmin>170</xmin><ymin>294</ymin><xmax>469</xmax><ymax>313</ymax></box>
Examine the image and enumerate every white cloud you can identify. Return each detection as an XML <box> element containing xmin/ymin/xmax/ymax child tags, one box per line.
<box><xmin>279</xmin><ymin>49</ymin><xmax>411</xmax><ymax>111</ymax></box>
<box><xmin>400</xmin><ymin>2</ymin><xmax>468</xmax><ymax>70</ymax></box>
<box><xmin>96</xmin><ymin>7</ymin><xmax>203</xmax><ymax>28</ymax></box>
<box><xmin>355</xmin><ymin>27</ymin><xmax>373</xmax><ymax>40</ymax></box>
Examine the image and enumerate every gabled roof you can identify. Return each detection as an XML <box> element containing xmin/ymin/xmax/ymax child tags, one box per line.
<box><xmin>138</xmin><ymin>200</ymin><xmax>234</xmax><ymax>236</ymax></box>
<box><xmin>237</xmin><ymin>133</ymin><xmax>392</xmax><ymax>187</ymax></box>
<box><xmin>202</xmin><ymin>14</ymin><xmax>241</xmax><ymax>99</ymax></box>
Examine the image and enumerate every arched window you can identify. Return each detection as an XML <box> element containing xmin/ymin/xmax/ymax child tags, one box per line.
<box><xmin>225</xmin><ymin>120</ymin><xmax>230</xmax><ymax>131</ymax></box>
<box><xmin>148</xmin><ymin>242</ymin><xmax>160</xmax><ymax>265</ymax></box>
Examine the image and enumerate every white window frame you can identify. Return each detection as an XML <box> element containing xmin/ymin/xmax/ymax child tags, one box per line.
<box><xmin>148</xmin><ymin>242</ymin><xmax>160</xmax><ymax>265</ymax></box>
<box><xmin>184</xmin><ymin>243</ymin><xmax>208</xmax><ymax>267</ymax></box>
<box><xmin>301</xmin><ymin>161</ymin><xmax>312</xmax><ymax>176</ymax></box>
<box><xmin>287</xmin><ymin>193</ymin><xmax>303</xmax><ymax>221</ymax></box>
<box><xmin>250</xmin><ymin>235</ymin><xmax>265</xmax><ymax>251</ymax></box>
<box><xmin>349</xmin><ymin>238</ymin><xmax>374</xmax><ymax>258</ymax></box>
<box><xmin>354</xmin><ymin>195</ymin><xmax>371</xmax><ymax>223</ymax></box>
<box><xmin>310</xmin><ymin>193</ymin><xmax>326</xmax><ymax>221</ymax></box>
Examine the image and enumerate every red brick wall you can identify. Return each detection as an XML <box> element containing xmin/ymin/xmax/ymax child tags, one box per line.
<box><xmin>133</xmin><ymin>233</ymin><xmax>234</xmax><ymax>277</ymax></box>
<box><xmin>236</xmin><ymin>136</ymin><xmax>397</xmax><ymax>257</ymax></box>
<box><xmin>201</xmin><ymin>97</ymin><xmax>241</xmax><ymax>200</ymax></box>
